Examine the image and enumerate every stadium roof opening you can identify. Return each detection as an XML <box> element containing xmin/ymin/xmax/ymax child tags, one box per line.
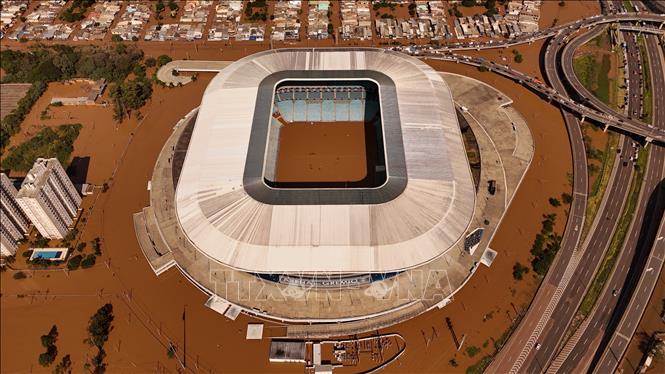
<box><xmin>175</xmin><ymin>49</ymin><xmax>475</xmax><ymax>273</ymax></box>
<box><xmin>265</xmin><ymin>79</ymin><xmax>386</xmax><ymax>189</ymax></box>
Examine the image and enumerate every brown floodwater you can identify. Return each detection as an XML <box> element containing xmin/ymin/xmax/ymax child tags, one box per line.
<box><xmin>1</xmin><ymin>4</ymin><xmax>610</xmax><ymax>370</ymax></box>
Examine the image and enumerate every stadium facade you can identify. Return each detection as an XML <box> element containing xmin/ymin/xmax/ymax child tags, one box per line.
<box><xmin>134</xmin><ymin>49</ymin><xmax>521</xmax><ymax>334</ymax></box>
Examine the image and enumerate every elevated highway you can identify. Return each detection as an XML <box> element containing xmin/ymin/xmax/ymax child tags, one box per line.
<box><xmin>548</xmin><ymin>19</ymin><xmax>657</xmax><ymax>373</ymax></box>
<box><xmin>486</xmin><ymin>18</ymin><xmax>635</xmax><ymax>373</ymax></box>
<box><xmin>460</xmin><ymin>5</ymin><xmax>665</xmax><ymax>373</ymax></box>
<box><xmin>420</xmin><ymin>51</ymin><xmax>665</xmax><ymax>143</ymax></box>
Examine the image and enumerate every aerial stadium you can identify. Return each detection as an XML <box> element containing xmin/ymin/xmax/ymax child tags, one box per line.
<box><xmin>134</xmin><ymin>48</ymin><xmax>533</xmax><ymax>336</ymax></box>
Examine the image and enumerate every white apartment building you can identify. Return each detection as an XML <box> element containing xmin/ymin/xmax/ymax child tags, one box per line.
<box><xmin>1</xmin><ymin>173</ymin><xmax>30</xmax><ymax>256</ymax></box>
<box><xmin>16</xmin><ymin>158</ymin><xmax>81</xmax><ymax>240</ymax></box>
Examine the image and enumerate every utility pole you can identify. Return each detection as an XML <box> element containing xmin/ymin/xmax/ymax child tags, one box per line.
<box><xmin>446</xmin><ymin>317</ymin><xmax>460</xmax><ymax>349</ymax></box>
<box><xmin>183</xmin><ymin>304</ymin><xmax>187</xmax><ymax>369</ymax></box>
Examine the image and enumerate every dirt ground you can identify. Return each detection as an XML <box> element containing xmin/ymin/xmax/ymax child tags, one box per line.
<box><xmin>0</xmin><ymin>3</ymin><xmax>611</xmax><ymax>371</ymax></box>
<box><xmin>276</xmin><ymin>122</ymin><xmax>368</xmax><ymax>183</ymax></box>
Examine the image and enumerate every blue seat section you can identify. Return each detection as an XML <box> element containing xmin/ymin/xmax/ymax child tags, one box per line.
<box><xmin>276</xmin><ymin>100</ymin><xmax>294</xmax><ymax>122</ymax></box>
<box><xmin>349</xmin><ymin>90</ymin><xmax>364</xmax><ymax>100</ymax></box>
<box><xmin>308</xmin><ymin>90</ymin><xmax>322</xmax><ymax>100</ymax></box>
<box><xmin>321</xmin><ymin>100</ymin><xmax>335</xmax><ymax>122</ymax></box>
<box><xmin>294</xmin><ymin>91</ymin><xmax>307</xmax><ymax>100</ymax></box>
<box><xmin>293</xmin><ymin>100</ymin><xmax>307</xmax><ymax>122</ymax></box>
<box><xmin>274</xmin><ymin>85</ymin><xmax>375</xmax><ymax>123</ymax></box>
<box><xmin>307</xmin><ymin>101</ymin><xmax>321</xmax><ymax>122</ymax></box>
<box><xmin>349</xmin><ymin>100</ymin><xmax>363</xmax><ymax>122</ymax></box>
<box><xmin>336</xmin><ymin>101</ymin><xmax>350</xmax><ymax>121</ymax></box>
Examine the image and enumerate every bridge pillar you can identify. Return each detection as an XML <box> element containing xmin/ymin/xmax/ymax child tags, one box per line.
<box><xmin>603</xmin><ymin>123</ymin><xmax>609</xmax><ymax>132</ymax></box>
<box><xmin>580</xmin><ymin>115</ymin><xmax>586</xmax><ymax>124</ymax></box>
<box><xmin>646</xmin><ymin>136</ymin><xmax>653</xmax><ymax>144</ymax></box>
<box><xmin>660</xmin><ymin>22</ymin><xmax>664</xmax><ymax>30</ymax></box>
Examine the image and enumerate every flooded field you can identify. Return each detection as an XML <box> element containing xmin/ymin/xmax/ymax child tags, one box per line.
<box><xmin>1</xmin><ymin>57</ymin><xmax>573</xmax><ymax>373</ymax></box>
<box><xmin>276</xmin><ymin>122</ymin><xmax>368</xmax><ymax>183</ymax></box>
<box><xmin>0</xmin><ymin>4</ymin><xmax>605</xmax><ymax>370</ymax></box>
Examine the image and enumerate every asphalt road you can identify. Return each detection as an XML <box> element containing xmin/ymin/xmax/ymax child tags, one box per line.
<box><xmin>520</xmin><ymin>27</ymin><xmax>635</xmax><ymax>374</ymax></box>
<box><xmin>418</xmin><ymin>47</ymin><xmax>665</xmax><ymax>142</ymax></box>
<box><xmin>487</xmin><ymin>14</ymin><xmax>659</xmax><ymax>372</ymax></box>
<box><xmin>553</xmin><ymin>18</ymin><xmax>655</xmax><ymax>373</ymax></box>
<box><xmin>415</xmin><ymin>8</ymin><xmax>665</xmax><ymax>372</ymax></box>
<box><xmin>592</xmin><ymin>31</ymin><xmax>665</xmax><ymax>374</ymax></box>
<box><xmin>486</xmin><ymin>21</ymin><xmax>592</xmax><ymax>374</ymax></box>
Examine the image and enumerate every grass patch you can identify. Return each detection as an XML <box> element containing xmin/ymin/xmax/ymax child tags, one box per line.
<box><xmin>573</xmin><ymin>55</ymin><xmax>596</xmax><ymax>91</ymax></box>
<box><xmin>573</xmin><ymin>53</ymin><xmax>612</xmax><ymax>106</ymax></box>
<box><xmin>466</xmin><ymin>355</ymin><xmax>493</xmax><ymax>374</ymax></box>
<box><xmin>2</xmin><ymin>124</ymin><xmax>81</xmax><ymax>172</ymax></box>
<box><xmin>578</xmin><ymin>145</ymin><xmax>649</xmax><ymax>317</ymax></box>
<box><xmin>637</xmin><ymin>36</ymin><xmax>652</xmax><ymax>124</ymax></box>
<box><xmin>466</xmin><ymin>345</ymin><xmax>481</xmax><ymax>358</ymax></box>
<box><xmin>581</xmin><ymin>132</ymin><xmax>619</xmax><ymax>240</ymax></box>
<box><xmin>595</xmin><ymin>55</ymin><xmax>611</xmax><ymax>104</ymax></box>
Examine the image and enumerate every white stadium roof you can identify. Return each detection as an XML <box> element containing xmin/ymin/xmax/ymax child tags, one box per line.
<box><xmin>175</xmin><ymin>48</ymin><xmax>475</xmax><ymax>273</ymax></box>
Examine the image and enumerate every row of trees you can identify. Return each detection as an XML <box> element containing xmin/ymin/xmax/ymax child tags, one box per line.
<box><xmin>1</xmin><ymin>44</ymin><xmax>144</xmax><ymax>85</ymax></box>
<box><xmin>2</xmin><ymin>124</ymin><xmax>82</xmax><ymax>172</ymax></box>
<box><xmin>84</xmin><ymin>304</ymin><xmax>114</xmax><ymax>373</ymax></box>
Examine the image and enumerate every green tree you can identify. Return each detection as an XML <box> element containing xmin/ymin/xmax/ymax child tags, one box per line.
<box><xmin>41</xmin><ymin>325</ymin><xmax>59</xmax><ymax>348</ymax></box>
<box><xmin>86</xmin><ymin>304</ymin><xmax>114</xmax><ymax>348</ymax></box>
<box><xmin>81</xmin><ymin>254</ymin><xmax>97</xmax><ymax>269</ymax></box>
<box><xmin>512</xmin><ymin>262</ymin><xmax>529</xmax><ymax>280</ymax></box>
<box><xmin>13</xmin><ymin>271</ymin><xmax>27</xmax><ymax>280</ymax></box>
<box><xmin>38</xmin><ymin>325</ymin><xmax>59</xmax><ymax>367</ymax></box>
<box><xmin>53</xmin><ymin>354</ymin><xmax>72</xmax><ymax>374</ymax></box>
<box><xmin>156</xmin><ymin>54</ymin><xmax>172</xmax><ymax>67</ymax></box>
<box><xmin>67</xmin><ymin>255</ymin><xmax>83</xmax><ymax>270</ymax></box>
<box><xmin>38</xmin><ymin>346</ymin><xmax>58</xmax><ymax>367</ymax></box>
<box><xmin>2</xmin><ymin>124</ymin><xmax>82</xmax><ymax>172</ymax></box>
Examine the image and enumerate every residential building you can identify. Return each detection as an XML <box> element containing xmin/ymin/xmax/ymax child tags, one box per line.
<box><xmin>1</xmin><ymin>173</ymin><xmax>30</xmax><ymax>256</ymax></box>
<box><xmin>16</xmin><ymin>158</ymin><xmax>81</xmax><ymax>240</ymax></box>
<box><xmin>307</xmin><ymin>0</ymin><xmax>330</xmax><ymax>39</ymax></box>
